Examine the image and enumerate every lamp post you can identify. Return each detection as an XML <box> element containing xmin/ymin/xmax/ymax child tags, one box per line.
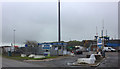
<box><xmin>58</xmin><ymin>0</ymin><xmax>61</xmax><ymax>43</ymax></box>
<box><xmin>57</xmin><ymin>0</ymin><xmax>61</xmax><ymax>56</ymax></box>
<box><xmin>13</xmin><ymin>29</ymin><xmax>16</xmax><ymax>51</ymax></box>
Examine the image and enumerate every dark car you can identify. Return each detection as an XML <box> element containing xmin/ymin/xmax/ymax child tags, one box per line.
<box><xmin>73</xmin><ymin>49</ymin><xmax>83</xmax><ymax>54</ymax></box>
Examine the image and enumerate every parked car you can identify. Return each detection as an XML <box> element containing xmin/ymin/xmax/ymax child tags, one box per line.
<box><xmin>73</xmin><ymin>49</ymin><xmax>83</xmax><ymax>54</ymax></box>
<box><xmin>103</xmin><ymin>47</ymin><xmax>116</xmax><ymax>52</ymax></box>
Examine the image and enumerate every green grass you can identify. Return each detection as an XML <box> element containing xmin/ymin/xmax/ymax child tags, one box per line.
<box><xmin>2</xmin><ymin>55</ymin><xmax>30</xmax><ymax>61</ymax></box>
<box><xmin>2</xmin><ymin>55</ymin><xmax>58</xmax><ymax>61</ymax></box>
<box><xmin>27</xmin><ymin>56</ymin><xmax>58</xmax><ymax>60</ymax></box>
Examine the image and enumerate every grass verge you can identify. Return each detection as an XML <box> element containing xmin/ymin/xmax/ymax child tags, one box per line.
<box><xmin>2</xmin><ymin>55</ymin><xmax>58</xmax><ymax>61</ymax></box>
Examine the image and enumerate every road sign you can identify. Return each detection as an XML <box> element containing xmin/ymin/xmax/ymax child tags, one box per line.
<box><xmin>52</xmin><ymin>43</ymin><xmax>67</xmax><ymax>45</ymax></box>
<box><xmin>44</xmin><ymin>52</ymin><xmax>50</xmax><ymax>56</ymax></box>
<box><xmin>55</xmin><ymin>47</ymin><xmax>58</xmax><ymax>50</ymax></box>
<box><xmin>52</xmin><ymin>43</ymin><xmax>58</xmax><ymax>45</ymax></box>
<box><xmin>38</xmin><ymin>43</ymin><xmax>42</xmax><ymax>45</ymax></box>
<box><xmin>38</xmin><ymin>43</ymin><xmax>67</xmax><ymax>46</ymax></box>
<box><xmin>25</xmin><ymin>44</ymin><xmax>28</xmax><ymax>47</ymax></box>
<box><xmin>42</xmin><ymin>44</ymin><xmax>51</xmax><ymax>50</ymax></box>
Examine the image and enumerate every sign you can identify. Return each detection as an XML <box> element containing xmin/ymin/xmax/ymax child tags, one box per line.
<box><xmin>52</xmin><ymin>43</ymin><xmax>67</xmax><ymax>45</ymax></box>
<box><xmin>97</xmin><ymin>38</ymin><xmax>102</xmax><ymax>48</ymax></box>
<box><xmin>42</xmin><ymin>44</ymin><xmax>51</xmax><ymax>50</ymax></box>
<box><xmin>25</xmin><ymin>44</ymin><xmax>28</xmax><ymax>47</ymax></box>
<box><xmin>44</xmin><ymin>52</ymin><xmax>50</xmax><ymax>56</ymax></box>
<box><xmin>38</xmin><ymin>43</ymin><xmax>42</xmax><ymax>45</ymax></box>
<box><xmin>68</xmin><ymin>47</ymin><xmax>73</xmax><ymax>49</ymax></box>
<box><xmin>52</xmin><ymin>43</ymin><xmax>58</xmax><ymax>45</ymax></box>
<box><xmin>14</xmin><ymin>46</ymin><xmax>18</xmax><ymax>48</ymax></box>
<box><xmin>55</xmin><ymin>47</ymin><xmax>58</xmax><ymax>50</ymax></box>
<box><xmin>38</xmin><ymin>43</ymin><xmax>67</xmax><ymax>46</ymax></box>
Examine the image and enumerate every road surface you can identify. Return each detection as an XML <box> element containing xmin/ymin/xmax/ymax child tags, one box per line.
<box><xmin>2</xmin><ymin>57</ymin><xmax>42</xmax><ymax>67</ymax></box>
<box><xmin>2</xmin><ymin>52</ymin><xmax>120</xmax><ymax>68</ymax></box>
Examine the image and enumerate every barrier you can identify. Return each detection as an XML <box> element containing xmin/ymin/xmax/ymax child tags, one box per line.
<box><xmin>28</xmin><ymin>54</ymin><xmax>35</xmax><ymax>58</ymax></box>
<box><xmin>21</xmin><ymin>54</ymin><xmax>26</xmax><ymax>57</ymax></box>
<box><xmin>77</xmin><ymin>54</ymin><xmax>96</xmax><ymax>64</ymax></box>
<box><xmin>34</xmin><ymin>55</ymin><xmax>45</xmax><ymax>58</ymax></box>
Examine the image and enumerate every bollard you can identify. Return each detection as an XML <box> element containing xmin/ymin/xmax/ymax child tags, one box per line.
<box><xmin>102</xmin><ymin>50</ymin><xmax>105</xmax><ymax>58</ymax></box>
<box><xmin>8</xmin><ymin>51</ymin><xmax>12</xmax><ymax>56</ymax></box>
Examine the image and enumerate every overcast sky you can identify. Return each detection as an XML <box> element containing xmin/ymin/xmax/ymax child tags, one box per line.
<box><xmin>2</xmin><ymin>2</ymin><xmax>118</xmax><ymax>44</ymax></box>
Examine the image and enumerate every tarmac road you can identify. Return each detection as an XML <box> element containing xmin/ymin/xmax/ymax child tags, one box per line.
<box><xmin>2</xmin><ymin>57</ymin><xmax>42</xmax><ymax>67</ymax></box>
<box><xmin>24</xmin><ymin>54</ymin><xmax>87</xmax><ymax>67</ymax></box>
<box><xmin>2</xmin><ymin>52</ymin><xmax>120</xmax><ymax>68</ymax></box>
<box><xmin>24</xmin><ymin>52</ymin><xmax>120</xmax><ymax>68</ymax></box>
<box><xmin>2</xmin><ymin>54</ymin><xmax>87</xmax><ymax>67</ymax></box>
<box><xmin>96</xmin><ymin>52</ymin><xmax>119</xmax><ymax>69</ymax></box>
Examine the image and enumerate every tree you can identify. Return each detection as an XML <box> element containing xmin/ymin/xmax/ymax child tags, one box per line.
<box><xmin>24</xmin><ymin>40</ymin><xmax>38</xmax><ymax>55</ymax></box>
<box><xmin>67</xmin><ymin>40</ymin><xmax>82</xmax><ymax>47</ymax></box>
<box><xmin>66</xmin><ymin>40</ymin><xmax>83</xmax><ymax>51</ymax></box>
<box><xmin>24</xmin><ymin>40</ymin><xmax>38</xmax><ymax>47</ymax></box>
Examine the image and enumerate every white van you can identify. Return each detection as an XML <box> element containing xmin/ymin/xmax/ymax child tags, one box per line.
<box><xmin>103</xmin><ymin>47</ymin><xmax>116</xmax><ymax>52</ymax></box>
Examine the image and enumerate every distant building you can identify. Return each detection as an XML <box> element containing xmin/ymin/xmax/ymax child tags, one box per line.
<box><xmin>0</xmin><ymin>46</ymin><xmax>11</xmax><ymax>53</ymax></box>
<box><xmin>82</xmin><ymin>39</ymin><xmax>120</xmax><ymax>51</ymax></box>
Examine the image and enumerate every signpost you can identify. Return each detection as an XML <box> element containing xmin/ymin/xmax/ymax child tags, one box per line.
<box><xmin>97</xmin><ymin>38</ymin><xmax>102</xmax><ymax>49</ymax></box>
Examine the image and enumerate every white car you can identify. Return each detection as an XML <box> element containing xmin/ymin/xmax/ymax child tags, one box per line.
<box><xmin>103</xmin><ymin>47</ymin><xmax>116</xmax><ymax>52</ymax></box>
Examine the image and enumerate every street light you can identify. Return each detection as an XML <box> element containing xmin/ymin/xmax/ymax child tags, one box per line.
<box><xmin>58</xmin><ymin>0</ymin><xmax>61</xmax><ymax>43</ymax></box>
<box><xmin>13</xmin><ymin>29</ymin><xmax>16</xmax><ymax>48</ymax></box>
<box><xmin>57</xmin><ymin>0</ymin><xmax>61</xmax><ymax>56</ymax></box>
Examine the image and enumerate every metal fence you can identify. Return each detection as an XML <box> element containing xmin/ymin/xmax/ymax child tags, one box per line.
<box><xmin>20</xmin><ymin>46</ymin><xmax>66</xmax><ymax>56</ymax></box>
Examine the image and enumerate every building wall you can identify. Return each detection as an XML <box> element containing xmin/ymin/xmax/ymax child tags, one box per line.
<box><xmin>91</xmin><ymin>45</ymin><xmax>97</xmax><ymax>51</ymax></box>
<box><xmin>108</xmin><ymin>40</ymin><xmax>120</xmax><ymax>44</ymax></box>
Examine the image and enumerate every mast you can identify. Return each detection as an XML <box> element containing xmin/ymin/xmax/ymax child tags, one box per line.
<box><xmin>102</xmin><ymin>19</ymin><xmax>104</xmax><ymax>48</ymax></box>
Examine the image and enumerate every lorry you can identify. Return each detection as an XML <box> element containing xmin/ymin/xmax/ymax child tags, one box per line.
<box><xmin>103</xmin><ymin>47</ymin><xmax>116</xmax><ymax>52</ymax></box>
